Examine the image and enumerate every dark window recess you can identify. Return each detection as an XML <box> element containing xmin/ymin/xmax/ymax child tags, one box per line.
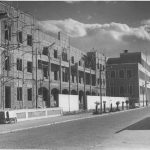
<box><xmin>27</xmin><ymin>61</ymin><xmax>32</xmax><ymax>73</ymax></box>
<box><xmin>97</xmin><ymin>64</ymin><xmax>99</xmax><ymax>69</ymax></box>
<box><xmin>71</xmin><ymin>56</ymin><xmax>74</xmax><ymax>64</ymax></box>
<box><xmin>17</xmin><ymin>31</ymin><xmax>23</xmax><ymax>43</ymax></box>
<box><xmin>5</xmin><ymin>29</ymin><xmax>8</xmax><ymax>40</ymax></box>
<box><xmin>100</xmin><ymin>64</ymin><xmax>102</xmax><ymax>70</ymax></box>
<box><xmin>103</xmin><ymin>65</ymin><xmax>105</xmax><ymax>71</ymax></box>
<box><xmin>100</xmin><ymin>79</ymin><xmax>102</xmax><ymax>85</ymax></box>
<box><xmin>62</xmin><ymin>72</ymin><xmax>65</xmax><ymax>82</ymax></box>
<box><xmin>79</xmin><ymin>61</ymin><xmax>81</xmax><ymax>66</ymax></box>
<box><xmin>28</xmin><ymin>88</ymin><xmax>32</xmax><ymax>101</ymax></box>
<box><xmin>72</xmin><ymin>75</ymin><xmax>74</xmax><ymax>83</ymax></box>
<box><xmin>43</xmin><ymin>47</ymin><xmax>49</xmax><ymax>56</ymax></box>
<box><xmin>97</xmin><ymin>79</ymin><xmax>100</xmax><ymax>84</ymax></box>
<box><xmin>65</xmin><ymin>72</ymin><xmax>68</xmax><ymax>82</ymax></box>
<box><xmin>127</xmin><ymin>70</ymin><xmax>132</xmax><ymax>78</ymax></box>
<box><xmin>100</xmin><ymin>64</ymin><xmax>105</xmax><ymax>71</ymax></box>
<box><xmin>4</xmin><ymin>24</ymin><xmax>11</xmax><ymax>41</ymax></box>
<box><xmin>5</xmin><ymin>86</ymin><xmax>11</xmax><ymax>108</ymax></box>
<box><xmin>91</xmin><ymin>75</ymin><xmax>95</xmax><ymax>86</ymax></box>
<box><xmin>38</xmin><ymin>60</ymin><xmax>42</xmax><ymax>69</ymax></box>
<box><xmin>54</xmin><ymin>71</ymin><xmax>57</xmax><ymax>80</ymax></box>
<box><xmin>111</xmin><ymin>71</ymin><xmax>115</xmax><ymax>78</ymax></box>
<box><xmin>103</xmin><ymin>79</ymin><xmax>105</xmax><ymax>86</ymax></box>
<box><xmin>42</xmin><ymin>61</ymin><xmax>49</xmax><ymax>66</ymax></box>
<box><xmin>17</xmin><ymin>87</ymin><xmax>22</xmax><ymax>101</ymax></box>
<box><xmin>5</xmin><ymin>56</ymin><xmax>10</xmax><ymax>70</ymax></box>
<box><xmin>119</xmin><ymin>70</ymin><xmax>124</xmax><ymax>78</ymax></box>
<box><xmin>62</xmin><ymin>52</ymin><xmax>67</xmax><ymax>62</ymax></box>
<box><xmin>43</xmin><ymin>67</ymin><xmax>48</xmax><ymax>78</ymax></box>
<box><xmin>86</xmin><ymin>74</ymin><xmax>90</xmax><ymax>85</ymax></box>
<box><xmin>79</xmin><ymin>76</ymin><xmax>81</xmax><ymax>83</ymax></box>
<box><xmin>17</xmin><ymin>58</ymin><xmax>22</xmax><ymax>71</ymax></box>
<box><xmin>62</xmin><ymin>68</ymin><xmax>68</xmax><ymax>82</ymax></box>
<box><xmin>54</xmin><ymin>50</ymin><xmax>57</xmax><ymax>58</ymax></box>
<box><xmin>27</xmin><ymin>34</ymin><xmax>32</xmax><ymax>46</ymax></box>
<box><xmin>38</xmin><ymin>60</ymin><xmax>49</xmax><ymax>74</ymax></box>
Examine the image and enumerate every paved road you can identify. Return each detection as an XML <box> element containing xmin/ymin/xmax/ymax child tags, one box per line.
<box><xmin>0</xmin><ymin>107</ymin><xmax>150</xmax><ymax>149</ymax></box>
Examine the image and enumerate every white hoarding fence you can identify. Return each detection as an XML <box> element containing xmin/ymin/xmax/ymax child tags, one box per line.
<box><xmin>59</xmin><ymin>94</ymin><xmax>79</xmax><ymax>112</ymax></box>
<box><xmin>87</xmin><ymin>96</ymin><xmax>128</xmax><ymax>110</ymax></box>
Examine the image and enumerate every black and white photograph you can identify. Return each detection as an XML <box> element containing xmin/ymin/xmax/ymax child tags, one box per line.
<box><xmin>0</xmin><ymin>1</ymin><xmax>150</xmax><ymax>149</ymax></box>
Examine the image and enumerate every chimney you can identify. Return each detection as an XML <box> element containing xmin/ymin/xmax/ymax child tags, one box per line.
<box><xmin>124</xmin><ymin>50</ymin><xmax>128</xmax><ymax>53</ymax></box>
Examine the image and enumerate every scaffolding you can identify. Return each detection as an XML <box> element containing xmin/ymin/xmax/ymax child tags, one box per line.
<box><xmin>0</xmin><ymin>2</ymin><xmax>37</xmax><ymax>109</ymax></box>
<box><xmin>0</xmin><ymin>2</ymin><xmax>106</xmax><ymax>111</ymax></box>
<box><xmin>0</xmin><ymin>2</ymin><xmax>20</xmax><ymax>109</ymax></box>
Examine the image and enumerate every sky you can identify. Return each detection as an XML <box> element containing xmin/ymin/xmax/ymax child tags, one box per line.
<box><xmin>9</xmin><ymin>1</ymin><xmax>150</xmax><ymax>58</ymax></box>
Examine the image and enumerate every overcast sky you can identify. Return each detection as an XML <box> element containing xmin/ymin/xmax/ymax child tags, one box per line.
<box><xmin>10</xmin><ymin>1</ymin><xmax>150</xmax><ymax>58</ymax></box>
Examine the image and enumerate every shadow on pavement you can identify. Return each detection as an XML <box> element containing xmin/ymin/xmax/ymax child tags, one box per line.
<box><xmin>116</xmin><ymin>117</ymin><xmax>150</xmax><ymax>133</ymax></box>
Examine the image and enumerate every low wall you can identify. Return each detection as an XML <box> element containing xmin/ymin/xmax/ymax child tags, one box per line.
<box><xmin>87</xmin><ymin>96</ymin><xmax>128</xmax><ymax>110</ymax></box>
<box><xmin>8</xmin><ymin>107</ymin><xmax>62</xmax><ymax>122</ymax></box>
<box><xmin>59</xmin><ymin>94</ymin><xmax>79</xmax><ymax>112</ymax></box>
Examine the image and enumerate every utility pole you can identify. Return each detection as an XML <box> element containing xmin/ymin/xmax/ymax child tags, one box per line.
<box><xmin>68</xmin><ymin>36</ymin><xmax>71</xmax><ymax>112</ymax></box>
<box><xmin>89</xmin><ymin>52</ymin><xmax>93</xmax><ymax>95</ymax></box>
<box><xmin>77</xmin><ymin>62</ymin><xmax>79</xmax><ymax>96</ymax></box>
<box><xmin>145</xmin><ymin>51</ymin><xmax>148</xmax><ymax>106</ymax></box>
<box><xmin>99</xmin><ymin>57</ymin><xmax>105</xmax><ymax>114</ymax></box>
<box><xmin>59</xmin><ymin>55</ymin><xmax>62</xmax><ymax>94</ymax></box>
<box><xmin>143</xmin><ymin>84</ymin><xmax>145</xmax><ymax>107</ymax></box>
<box><xmin>90</xmin><ymin>67</ymin><xmax>92</xmax><ymax>94</ymax></box>
<box><xmin>83</xmin><ymin>56</ymin><xmax>86</xmax><ymax>110</ymax></box>
<box><xmin>47</xmin><ymin>42</ymin><xmax>55</xmax><ymax>108</ymax></box>
<box><xmin>99</xmin><ymin>62</ymin><xmax>102</xmax><ymax>114</ymax></box>
<box><xmin>48</xmin><ymin>49</ymin><xmax>51</xmax><ymax>108</ymax></box>
<box><xmin>35</xmin><ymin>48</ymin><xmax>38</xmax><ymax>108</ymax></box>
<box><xmin>145</xmin><ymin>81</ymin><xmax>148</xmax><ymax>106</ymax></box>
<box><xmin>68</xmin><ymin>36</ymin><xmax>71</xmax><ymax>96</ymax></box>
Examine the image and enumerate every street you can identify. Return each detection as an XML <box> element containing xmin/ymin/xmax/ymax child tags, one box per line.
<box><xmin>0</xmin><ymin>107</ymin><xmax>150</xmax><ymax>149</ymax></box>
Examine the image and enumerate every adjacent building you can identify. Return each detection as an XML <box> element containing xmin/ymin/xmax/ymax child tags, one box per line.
<box><xmin>106</xmin><ymin>50</ymin><xmax>150</xmax><ymax>106</ymax></box>
<box><xmin>0</xmin><ymin>2</ymin><xmax>106</xmax><ymax>110</ymax></box>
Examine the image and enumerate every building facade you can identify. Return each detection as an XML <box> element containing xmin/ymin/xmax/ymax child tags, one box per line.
<box><xmin>106</xmin><ymin>50</ymin><xmax>150</xmax><ymax>106</ymax></box>
<box><xmin>0</xmin><ymin>2</ymin><xmax>106</xmax><ymax>110</ymax></box>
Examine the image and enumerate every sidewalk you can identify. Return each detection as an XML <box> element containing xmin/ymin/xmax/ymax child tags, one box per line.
<box><xmin>93</xmin><ymin>130</ymin><xmax>150</xmax><ymax>150</ymax></box>
<box><xmin>0</xmin><ymin>112</ymin><xmax>94</xmax><ymax>134</ymax></box>
<box><xmin>91</xmin><ymin>107</ymin><xmax>150</xmax><ymax>150</ymax></box>
<box><xmin>0</xmin><ymin>107</ymin><xmax>146</xmax><ymax>135</ymax></box>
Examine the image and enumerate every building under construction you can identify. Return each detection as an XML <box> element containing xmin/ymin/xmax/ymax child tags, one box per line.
<box><xmin>0</xmin><ymin>2</ymin><xmax>106</xmax><ymax>110</ymax></box>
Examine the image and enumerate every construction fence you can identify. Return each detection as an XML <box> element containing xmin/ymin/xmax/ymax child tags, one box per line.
<box><xmin>58</xmin><ymin>94</ymin><xmax>129</xmax><ymax>112</ymax></box>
